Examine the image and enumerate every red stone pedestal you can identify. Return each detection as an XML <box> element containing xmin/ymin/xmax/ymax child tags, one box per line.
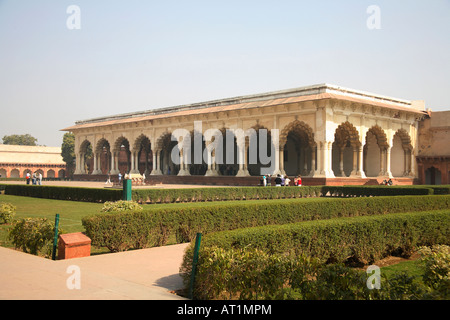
<box><xmin>58</xmin><ymin>232</ymin><xmax>91</xmax><ymax>260</ymax></box>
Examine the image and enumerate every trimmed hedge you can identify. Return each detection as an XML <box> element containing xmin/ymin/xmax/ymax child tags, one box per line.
<box><xmin>181</xmin><ymin>210</ymin><xmax>450</xmax><ymax>299</ymax></box>
<box><xmin>131</xmin><ymin>186</ymin><xmax>322</xmax><ymax>204</ymax></box>
<box><xmin>189</xmin><ymin>210</ymin><xmax>450</xmax><ymax>263</ymax></box>
<box><xmin>182</xmin><ymin>243</ymin><xmax>450</xmax><ymax>300</ymax></box>
<box><xmin>1</xmin><ymin>183</ymin><xmax>447</xmax><ymax>204</ymax></box>
<box><xmin>321</xmin><ymin>185</ymin><xmax>435</xmax><ymax>197</ymax></box>
<box><xmin>2</xmin><ymin>184</ymin><xmax>121</xmax><ymax>203</ymax></box>
<box><xmin>82</xmin><ymin>195</ymin><xmax>450</xmax><ymax>252</ymax></box>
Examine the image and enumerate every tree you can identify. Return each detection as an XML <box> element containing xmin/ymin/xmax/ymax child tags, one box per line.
<box><xmin>61</xmin><ymin>132</ymin><xmax>75</xmax><ymax>178</ymax></box>
<box><xmin>2</xmin><ymin>134</ymin><xmax>38</xmax><ymax>146</ymax></box>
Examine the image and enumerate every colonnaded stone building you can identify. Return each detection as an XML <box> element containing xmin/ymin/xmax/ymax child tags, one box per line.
<box><xmin>62</xmin><ymin>83</ymin><xmax>449</xmax><ymax>186</ymax></box>
<box><xmin>0</xmin><ymin>145</ymin><xmax>66</xmax><ymax>179</ymax></box>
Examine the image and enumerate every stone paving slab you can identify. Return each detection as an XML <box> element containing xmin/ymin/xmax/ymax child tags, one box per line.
<box><xmin>0</xmin><ymin>243</ymin><xmax>190</xmax><ymax>300</ymax></box>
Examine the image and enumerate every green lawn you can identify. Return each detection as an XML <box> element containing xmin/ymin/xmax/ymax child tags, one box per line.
<box><xmin>381</xmin><ymin>260</ymin><xmax>424</xmax><ymax>281</ymax></box>
<box><xmin>0</xmin><ymin>194</ymin><xmax>103</xmax><ymax>249</ymax></box>
<box><xmin>0</xmin><ymin>194</ymin><xmax>330</xmax><ymax>249</ymax></box>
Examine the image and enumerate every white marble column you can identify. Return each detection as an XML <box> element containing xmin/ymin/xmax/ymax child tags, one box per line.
<box><xmin>151</xmin><ymin>149</ymin><xmax>162</xmax><ymax>175</ymax></box>
<box><xmin>205</xmin><ymin>143</ymin><xmax>220</xmax><ymax>176</ymax></box>
<box><xmin>178</xmin><ymin>149</ymin><xmax>191</xmax><ymax>176</ymax></box>
<box><xmin>357</xmin><ymin>146</ymin><xmax>367</xmax><ymax>178</ymax></box>
<box><xmin>236</xmin><ymin>138</ymin><xmax>250</xmax><ymax>176</ymax></box>
<box><xmin>385</xmin><ymin>146</ymin><xmax>393</xmax><ymax>178</ymax></box>
<box><xmin>110</xmin><ymin>152</ymin><xmax>119</xmax><ymax>174</ymax></box>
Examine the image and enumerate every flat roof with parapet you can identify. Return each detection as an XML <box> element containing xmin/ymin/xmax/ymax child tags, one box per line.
<box><xmin>0</xmin><ymin>145</ymin><xmax>65</xmax><ymax>165</ymax></box>
<box><xmin>62</xmin><ymin>83</ymin><xmax>427</xmax><ymax>131</ymax></box>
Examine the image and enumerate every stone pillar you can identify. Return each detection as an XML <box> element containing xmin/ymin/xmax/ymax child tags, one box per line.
<box><xmin>279</xmin><ymin>148</ymin><xmax>286</xmax><ymax>176</ymax></box>
<box><xmin>92</xmin><ymin>153</ymin><xmax>102</xmax><ymax>175</ymax></box>
<box><xmin>403</xmin><ymin>149</ymin><xmax>408</xmax><ymax>176</ymax></box>
<box><xmin>81</xmin><ymin>153</ymin><xmax>86</xmax><ymax>174</ymax></box>
<box><xmin>130</xmin><ymin>152</ymin><xmax>135</xmax><ymax>173</ymax></box>
<box><xmin>378</xmin><ymin>148</ymin><xmax>386</xmax><ymax>176</ymax></box>
<box><xmin>385</xmin><ymin>146</ymin><xmax>393</xmax><ymax>178</ymax></box>
<box><xmin>339</xmin><ymin>146</ymin><xmax>345</xmax><ymax>177</ymax></box>
<box><xmin>324</xmin><ymin>141</ymin><xmax>335</xmax><ymax>178</ymax></box>
<box><xmin>151</xmin><ymin>150</ymin><xmax>162</xmax><ymax>175</ymax></box>
<box><xmin>310</xmin><ymin>147</ymin><xmax>316</xmax><ymax>176</ymax></box>
<box><xmin>74</xmin><ymin>153</ymin><xmax>83</xmax><ymax>175</ymax></box>
<box><xmin>130</xmin><ymin>151</ymin><xmax>139</xmax><ymax>174</ymax></box>
<box><xmin>205</xmin><ymin>143</ymin><xmax>220</xmax><ymax>176</ymax></box>
<box><xmin>410</xmin><ymin>148</ymin><xmax>417</xmax><ymax>178</ymax></box>
<box><xmin>236</xmin><ymin>137</ymin><xmax>250</xmax><ymax>177</ymax></box>
<box><xmin>302</xmin><ymin>148</ymin><xmax>308</xmax><ymax>176</ymax></box>
<box><xmin>312</xmin><ymin>142</ymin><xmax>322</xmax><ymax>177</ymax></box>
<box><xmin>178</xmin><ymin>149</ymin><xmax>191</xmax><ymax>176</ymax></box>
<box><xmin>404</xmin><ymin>148</ymin><xmax>412</xmax><ymax>176</ymax></box>
<box><xmin>357</xmin><ymin>146</ymin><xmax>367</xmax><ymax>178</ymax></box>
<box><xmin>110</xmin><ymin>152</ymin><xmax>119</xmax><ymax>174</ymax></box>
<box><xmin>350</xmin><ymin>147</ymin><xmax>358</xmax><ymax>177</ymax></box>
<box><xmin>151</xmin><ymin>151</ymin><xmax>157</xmax><ymax>174</ymax></box>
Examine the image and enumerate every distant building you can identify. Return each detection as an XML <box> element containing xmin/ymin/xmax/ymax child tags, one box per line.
<box><xmin>0</xmin><ymin>145</ymin><xmax>66</xmax><ymax>179</ymax></box>
<box><xmin>417</xmin><ymin>111</ymin><xmax>450</xmax><ymax>185</ymax></box>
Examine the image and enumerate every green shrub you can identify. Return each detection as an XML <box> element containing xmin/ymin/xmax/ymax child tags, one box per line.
<box><xmin>101</xmin><ymin>200</ymin><xmax>143</xmax><ymax>213</ymax></box>
<box><xmin>418</xmin><ymin>244</ymin><xmax>449</xmax><ymax>298</ymax></box>
<box><xmin>8</xmin><ymin>217</ymin><xmax>61</xmax><ymax>257</ymax></box>
<box><xmin>0</xmin><ymin>202</ymin><xmax>16</xmax><ymax>224</ymax></box>
<box><xmin>182</xmin><ymin>244</ymin><xmax>450</xmax><ymax>300</ymax></box>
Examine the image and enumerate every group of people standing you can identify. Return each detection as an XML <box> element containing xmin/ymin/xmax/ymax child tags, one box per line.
<box><xmin>105</xmin><ymin>172</ymin><xmax>147</xmax><ymax>185</ymax></box>
<box><xmin>25</xmin><ymin>172</ymin><xmax>42</xmax><ymax>185</ymax></box>
<box><xmin>261</xmin><ymin>174</ymin><xmax>303</xmax><ymax>187</ymax></box>
<box><xmin>381</xmin><ymin>179</ymin><xmax>394</xmax><ymax>186</ymax></box>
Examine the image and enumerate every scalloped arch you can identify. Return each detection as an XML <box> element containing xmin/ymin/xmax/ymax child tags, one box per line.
<box><xmin>280</xmin><ymin>120</ymin><xmax>315</xmax><ymax>148</ymax></box>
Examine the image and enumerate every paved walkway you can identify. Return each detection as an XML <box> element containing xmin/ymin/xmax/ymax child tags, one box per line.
<box><xmin>0</xmin><ymin>180</ymin><xmax>197</xmax><ymax>300</ymax></box>
<box><xmin>0</xmin><ymin>243</ymin><xmax>190</xmax><ymax>300</ymax></box>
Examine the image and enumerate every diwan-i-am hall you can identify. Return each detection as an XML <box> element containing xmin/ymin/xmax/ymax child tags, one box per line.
<box><xmin>62</xmin><ymin>83</ymin><xmax>450</xmax><ymax>186</ymax></box>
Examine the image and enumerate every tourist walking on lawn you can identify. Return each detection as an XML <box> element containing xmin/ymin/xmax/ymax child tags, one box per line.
<box><xmin>32</xmin><ymin>172</ymin><xmax>37</xmax><ymax>185</ymax></box>
<box><xmin>38</xmin><ymin>173</ymin><xmax>42</xmax><ymax>185</ymax></box>
<box><xmin>26</xmin><ymin>172</ymin><xmax>30</xmax><ymax>185</ymax></box>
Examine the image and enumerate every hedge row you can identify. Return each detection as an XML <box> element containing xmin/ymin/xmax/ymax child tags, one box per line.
<box><xmin>321</xmin><ymin>185</ymin><xmax>435</xmax><ymax>197</ymax></box>
<box><xmin>132</xmin><ymin>186</ymin><xmax>322</xmax><ymax>204</ymax></box>
<box><xmin>133</xmin><ymin>185</ymin><xmax>445</xmax><ymax>203</ymax></box>
<box><xmin>182</xmin><ymin>243</ymin><xmax>450</xmax><ymax>300</ymax></box>
<box><xmin>82</xmin><ymin>195</ymin><xmax>450</xmax><ymax>252</ymax></box>
<box><xmin>2</xmin><ymin>184</ymin><xmax>121</xmax><ymax>203</ymax></box>
<box><xmin>182</xmin><ymin>210</ymin><xmax>450</xmax><ymax>299</ymax></box>
<box><xmin>1</xmin><ymin>183</ymin><xmax>448</xmax><ymax>203</ymax></box>
<box><xmin>190</xmin><ymin>210</ymin><xmax>450</xmax><ymax>262</ymax></box>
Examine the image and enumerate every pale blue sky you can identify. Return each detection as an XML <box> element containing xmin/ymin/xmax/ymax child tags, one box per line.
<box><xmin>0</xmin><ymin>0</ymin><xmax>449</xmax><ymax>146</ymax></box>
